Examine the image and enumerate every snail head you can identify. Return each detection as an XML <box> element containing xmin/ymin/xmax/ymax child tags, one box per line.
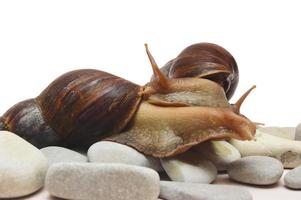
<box><xmin>142</xmin><ymin>44</ymin><xmax>256</xmax><ymax>140</ymax></box>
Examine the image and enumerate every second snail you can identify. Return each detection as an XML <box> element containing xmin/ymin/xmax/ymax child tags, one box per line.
<box><xmin>0</xmin><ymin>43</ymin><xmax>256</xmax><ymax>157</ymax></box>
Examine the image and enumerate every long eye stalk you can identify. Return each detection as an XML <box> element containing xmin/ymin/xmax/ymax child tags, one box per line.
<box><xmin>232</xmin><ymin>85</ymin><xmax>256</xmax><ymax>114</ymax></box>
<box><xmin>145</xmin><ymin>43</ymin><xmax>169</xmax><ymax>90</ymax></box>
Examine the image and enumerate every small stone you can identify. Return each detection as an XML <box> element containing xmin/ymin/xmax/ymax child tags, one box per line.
<box><xmin>0</xmin><ymin>131</ymin><xmax>48</xmax><ymax>198</ymax></box>
<box><xmin>230</xmin><ymin>131</ymin><xmax>301</xmax><ymax>168</ymax></box>
<box><xmin>160</xmin><ymin>181</ymin><xmax>252</xmax><ymax>200</ymax></box>
<box><xmin>45</xmin><ymin>163</ymin><xmax>160</xmax><ymax>200</ymax></box>
<box><xmin>193</xmin><ymin>141</ymin><xmax>241</xmax><ymax>171</ymax></box>
<box><xmin>227</xmin><ymin>156</ymin><xmax>283</xmax><ymax>185</ymax></box>
<box><xmin>257</xmin><ymin>126</ymin><xmax>295</xmax><ymax>140</ymax></box>
<box><xmin>41</xmin><ymin>146</ymin><xmax>87</xmax><ymax>166</ymax></box>
<box><xmin>295</xmin><ymin>123</ymin><xmax>301</xmax><ymax>141</ymax></box>
<box><xmin>160</xmin><ymin>151</ymin><xmax>217</xmax><ymax>183</ymax></box>
<box><xmin>284</xmin><ymin>165</ymin><xmax>301</xmax><ymax>189</ymax></box>
<box><xmin>88</xmin><ymin>141</ymin><xmax>162</xmax><ymax>171</ymax></box>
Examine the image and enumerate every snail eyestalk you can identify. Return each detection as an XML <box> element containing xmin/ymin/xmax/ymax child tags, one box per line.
<box><xmin>232</xmin><ymin>85</ymin><xmax>256</xmax><ymax>114</ymax></box>
<box><xmin>144</xmin><ymin>43</ymin><xmax>169</xmax><ymax>90</ymax></box>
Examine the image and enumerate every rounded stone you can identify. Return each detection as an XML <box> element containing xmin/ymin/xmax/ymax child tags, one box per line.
<box><xmin>160</xmin><ymin>151</ymin><xmax>217</xmax><ymax>183</ymax></box>
<box><xmin>227</xmin><ymin>156</ymin><xmax>283</xmax><ymax>185</ymax></box>
<box><xmin>257</xmin><ymin>126</ymin><xmax>295</xmax><ymax>140</ymax></box>
<box><xmin>0</xmin><ymin>131</ymin><xmax>48</xmax><ymax>198</ymax></box>
<box><xmin>160</xmin><ymin>181</ymin><xmax>252</xmax><ymax>200</ymax></box>
<box><xmin>193</xmin><ymin>141</ymin><xmax>241</xmax><ymax>171</ymax></box>
<box><xmin>284</xmin><ymin>165</ymin><xmax>301</xmax><ymax>189</ymax></box>
<box><xmin>45</xmin><ymin>162</ymin><xmax>160</xmax><ymax>200</ymax></box>
<box><xmin>230</xmin><ymin>131</ymin><xmax>301</xmax><ymax>168</ymax></box>
<box><xmin>295</xmin><ymin>123</ymin><xmax>301</xmax><ymax>141</ymax></box>
<box><xmin>88</xmin><ymin>141</ymin><xmax>162</xmax><ymax>171</ymax></box>
<box><xmin>41</xmin><ymin>146</ymin><xmax>87</xmax><ymax>166</ymax></box>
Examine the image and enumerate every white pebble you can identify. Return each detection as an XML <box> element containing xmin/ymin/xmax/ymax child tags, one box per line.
<box><xmin>230</xmin><ymin>131</ymin><xmax>301</xmax><ymax>168</ymax></box>
<box><xmin>160</xmin><ymin>151</ymin><xmax>217</xmax><ymax>183</ymax></box>
<box><xmin>0</xmin><ymin>131</ymin><xmax>48</xmax><ymax>198</ymax></box>
<box><xmin>284</xmin><ymin>165</ymin><xmax>301</xmax><ymax>189</ymax></box>
<box><xmin>41</xmin><ymin>146</ymin><xmax>87</xmax><ymax>166</ymax></box>
<box><xmin>88</xmin><ymin>141</ymin><xmax>162</xmax><ymax>171</ymax></box>
<box><xmin>193</xmin><ymin>141</ymin><xmax>241</xmax><ymax>171</ymax></box>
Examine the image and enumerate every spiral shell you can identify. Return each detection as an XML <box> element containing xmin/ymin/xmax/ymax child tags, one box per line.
<box><xmin>153</xmin><ymin>43</ymin><xmax>239</xmax><ymax>99</ymax></box>
<box><xmin>1</xmin><ymin>69</ymin><xmax>143</xmax><ymax>148</ymax></box>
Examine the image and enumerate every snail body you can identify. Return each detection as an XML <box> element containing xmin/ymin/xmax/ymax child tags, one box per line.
<box><xmin>0</xmin><ymin>44</ymin><xmax>256</xmax><ymax>157</ymax></box>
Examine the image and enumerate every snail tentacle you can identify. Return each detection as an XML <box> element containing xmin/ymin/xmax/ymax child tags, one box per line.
<box><xmin>232</xmin><ymin>85</ymin><xmax>256</xmax><ymax>114</ymax></box>
<box><xmin>145</xmin><ymin>43</ymin><xmax>169</xmax><ymax>90</ymax></box>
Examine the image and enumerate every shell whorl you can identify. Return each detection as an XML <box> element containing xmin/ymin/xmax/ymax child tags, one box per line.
<box><xmin>0</xmin><ymin>117</ymin><xmax>6</xmax><ymax>130</ymax></box>
<box><xmin>37</xmin><ymin>69</ymin><xmax>143</xmax><ymax>147</ymax></box>
<box><xmin>1</xmin><ymin>99</ymin><xmax>61</xmax><ymax>148</ymax></box>
<box><xmin>154</xmin><ymin>43</ymin><xmax>239</xmax><ymax>99</ymax></box>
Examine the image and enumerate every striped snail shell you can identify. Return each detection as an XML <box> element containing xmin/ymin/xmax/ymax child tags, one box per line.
<box><xmin>152</xmin><ymin>43</ymin><xmax>239</xmax><ymax>99</ymax></box>
<box><xmin>0</xmin><ymin>70</ymin><xmax>142</xmax><ymax>148</ymax></box>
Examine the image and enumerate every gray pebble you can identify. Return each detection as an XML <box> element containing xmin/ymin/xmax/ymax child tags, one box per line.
<box><xmin>88</xmin><ymin>141</ymin><xmax>162</xmax><ymax>171</ymax></box>
<box><xmin>160</xmin><ymin>151</ymin><xmax>217</xmax><ymax>183</ymax></box>
<box><xmin>0</xmin><ymin>131</ymin><xmax>48</xmax><ymax>198</ymax></box>
<box><xmin>227</xmin><ymin>156</ymin><xmax>283</xmax><ymax>185</ymax></box>
<box><xmin>41</xmin><ymin>146</ymin><xmax>87</xmax><ymax>166</ymax></box>
<box><xmin>295</xmin><ymin>123</ymin><xmax>301</xmax><ymax>141</ymax></box>
<box><xmin>160</xmin><ymin>181</ymin><xmax>252</xmax><ymax>200</ymax></box>
<box><xmin>284</xmin><ymin>165</ymin><xmax>301</xmax><ymax>189</ymax></box>
<box><xmin>45</xmin><ymin>162</ymin><xmax>160</xmax><ymax>200</ymax></box>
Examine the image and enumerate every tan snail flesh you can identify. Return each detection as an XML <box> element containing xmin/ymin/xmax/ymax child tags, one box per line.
<box><xmin>106</xmin><ymin>44</ymin><xmax>256</xmax><ymax>157</ymax></box>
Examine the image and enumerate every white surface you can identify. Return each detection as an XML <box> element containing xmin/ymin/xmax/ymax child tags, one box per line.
<box><xmin>0</xmin><ymin>1</ymin><xmax>301</xmax><ymax>199</ymax></box>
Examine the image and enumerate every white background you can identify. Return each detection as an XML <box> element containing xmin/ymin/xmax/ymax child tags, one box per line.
<box><xmin>1</xmin><ymin>0</ymin><xmax>301</xmax><ymax>127</ymax></box>
<box><xmin>1</xmin><ymin>1</ymin><xmax>301</xmax><ymax>199</ymax></box>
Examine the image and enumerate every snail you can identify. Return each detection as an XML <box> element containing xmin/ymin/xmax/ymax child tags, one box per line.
<box><xmin>0</xmin><ymin>44</ymin><xmax>256</xmax><ymax>157</ymax></box>
<box><xmin>151</xmin><ymin>43</ymin><xmax>238</xmax><ymax>99</ymax></box>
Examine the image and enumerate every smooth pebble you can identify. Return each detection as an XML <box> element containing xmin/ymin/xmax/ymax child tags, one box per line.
<box><xmin>193</xmin><ymin>140</ymin><xmax>241</xmax><ymax>171</ymax></box>
<box><xmin>45</xmin><ymin>163</ymin><xmax>160</xmax><ymax>200</ymax></box>
<box><xmin>160</xmin><ymin>181</ymin><xmax>253</xmax><ymax>200</ymax></box>
<box><xmin>160</xmin><ymin>151</ymin><xmax>217</xmax><ymax>183</ymax></box>
<box><xmin>0</xmin><ymin>131</ymin><xmax>48</xmax><ymax>198</ymax></box>
<box><xmin>295</xmin><ymin>123</ymin><xmax>301</xmax><ymax>141</ymax></box>
<box><xmin>284</xmin><ymin>165</ymin><xmax>301</xmax><ymax>189</ymax></box>
<box><xmin>41</xmin><ymin>146</ymin><xmax>87</xmax><ymax>166</ymax></box>
<box><xmin>88</xmin><ymin>141</ymin><xmax>162</xmax><ymax>171</ymax></box>
<box><xmin>227</xmin><ymin>156</ymin><xmax>283</xmax><ymax>185</ymax></box>
<box><xmin>230</xmin><ymin>131</ymin><xmax>301</xmax><ymax>168</ymax></box>
<box><xmin>257</xmin><ymin>126</ymin><xmax>295</xmax><ymax>140</ymax></box>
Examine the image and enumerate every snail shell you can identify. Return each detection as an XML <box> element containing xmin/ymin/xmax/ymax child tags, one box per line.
<box><xmin>152</xmin><ymin>43</ymin><xmax>239</xmax><ymax>99</ymax></box>
<box><xmin>1</xmin><ymin>69</ymin><xmax>142</xmax><ymax>148</ymax></box>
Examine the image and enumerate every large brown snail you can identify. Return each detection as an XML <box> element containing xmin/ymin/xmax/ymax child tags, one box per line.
<box><xmin>0</xmin><ymin>43</ymin><xmax>256</xmax><ymax>157</ymax></box>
